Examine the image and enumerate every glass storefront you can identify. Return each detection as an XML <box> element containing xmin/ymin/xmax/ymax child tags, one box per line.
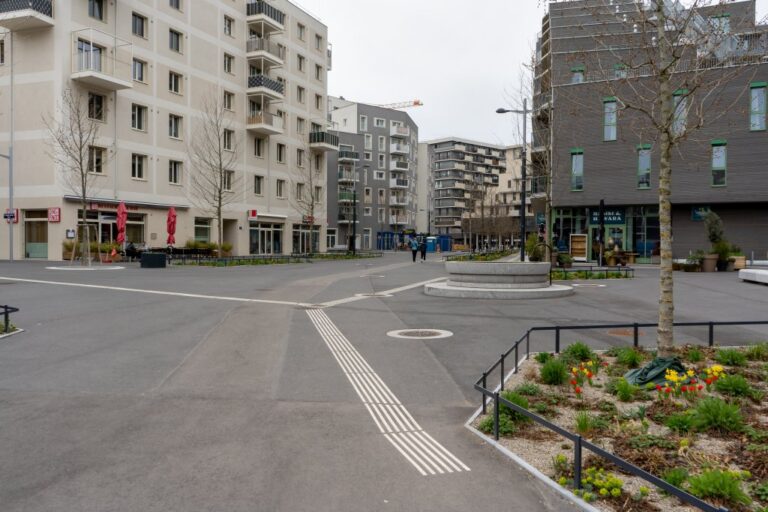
<box><xmin>24</xmin><ymin>210</ymin><xmax>48</xmax><ymax>259</ymax></box>
<box><xmin>77</xmin><ymin>209</ymin><xmax>146</xmax><ymax>244</ymax></box>
<box><xmin>292</xmin><ymin>224</ymin><xmax>319</xmax><ymax>254</ymax></box>
<box><xmin>249</xmin><ymin>222</ymin><xmax>283</xmax><ymax>254</ymax></box>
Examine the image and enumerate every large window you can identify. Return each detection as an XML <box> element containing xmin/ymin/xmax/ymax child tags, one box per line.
<box><xmin>292</xmin><ymin>224</ymin><xmax>319</xmax><ymax>254</ymax></box>
<box><xmin>672</xmin><ymin>89</ymin><xmax>688</xmax><ymax>136</ymax></box>
<box><xmin>603</xmin><ymin>98</ymin><xmax>617</xmax><ymax>141</ymax></box>
<box><xmin>194</xmin><ymin>218</ymin><xmax>210</xmax><ymax>242</ymax></box>
<box><xmin>88</xmin><ymin>93</ymin><xmax>105</xmax><ymax>121</ymax></box>
<box><xmin>132</xmin><ymin>104</ymin><xmax>147</xmax><ymax>131</ymax></box>
<box><xmin>223</xmin><ymin>16</ymin><xmax>233</xmax><ymax>37</ymax></box>
<box><xmin>169</xmin><ymin>114</ymin><xmax>182</xmax><ymax>139</ymax></box>
<box><xmin>89</xmin><ymin>0</ymin><xmax>104</xmax><ymax>21</ymax></box>
<box><xmin>711</xmin><ymin>140</ymin><xmax>727</xmax><ymax>187</ymax></box>
<box><xmin>169</xmin><ymin>160</ymin><xmax>182</xmax><ymax>184</ymax></box>
<box><xmin>570</xmin><ymin>149</ymin><xmax>583</xmax><ymax>191</ymax></box>
<box><xmin>132</xmin><ymin>13</ymin><xmax>147</xmax><ymax>37</ymax></box>
<box><xmin>750</xmin><ymin>82</ymin><xmax>766</xmax><ymax>131</ymax></box>
<box><xmin>250</xmin><ymin>223</ymin><xmax>283</xmax><ymax>255</ymax></box>
<box><xmin>132</xmin><ymin>58</ymin><xmax>146</xmax><ymax>82</ymax></box>
<box><xmin>169</xmin><ymin>29</ymin><xmax>182</xmax><ymax>53</ymax></box>
<box><xmin>131</xmin><ymin>154</ymin><xmax>146</xmax><ymax>179</ymax></box>
<box><xmin>570</xmin><ymin>65</ymin><xmax>585</xmax><ymax>84</ymax></box>
<box><xmin>326</xmin><ymin>228</ymin><xmax>336</xmax><ymax>249</ymax></box>
<box><xmin>88</xmin><ymin>146</ymin><xmax>105</xmax><ymax>174</ymax></box>
<box><xmin>637</xmin><ymin>145</ymin><xmax>651</xmax><ymax>189</ymax></box>
<box><xmin>169</xmin><ymin>71</ymin><xmax>182</xmax><ymax>93</ymax></box>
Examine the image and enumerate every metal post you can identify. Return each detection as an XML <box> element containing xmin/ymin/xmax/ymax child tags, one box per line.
<box><xmin>351</xmin><ymin>189</ymin><xmax>357</xmax><ymax>256</ymax></box>
<box><xmin>514</xmin><ymin>344</ymin><xmax>519</xmax><ymax>374</ymax></box>
<box><xmin>520</xmin><ymin>99</ymin><xmax>528</xmax><ymax>262</ymax></box>
<box><xmin>555</xmin><ymin>326</ymin><xmax>561</xmax><ymax>353</ymax></box>
<box><xmin>574</xmin><ymin>435</ymin><xmax>583</xmax><ymax>489</ymax></box>
<box><xmin>493</xmin><ymin>392</ymin><xmax>500</xmax><ymax>440</ymax></box>
<box><xmin>3</xmin><ymin>306</ymin><xmax>8</xmax><ymax>334</ymax></box>
<box><xmin>708</xmin><ymin>322</ymin><xmax>714</xmax><ymax>347</ymax></box>
<box><xmin>500</xmin><ymin>354</ymin><xmax>505</xmax><ymax>391</ymax></box>
<box><xmin>526</xmin><ymin>332</ymin><xmax>530</xmax><ymax>358</ymax></box>
<box><xmin>481</xmin><ymin>373</ymin><xmax>487</xmax><ymax>414</ymax></box>
<box><xmin>633</xmin><ymin>323</ymin><xmax>639</xmax><ymax>348</ymax></box>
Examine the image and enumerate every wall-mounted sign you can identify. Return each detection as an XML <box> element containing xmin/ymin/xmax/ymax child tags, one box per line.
<box><xmin>302</xmin><ymin>215</ymin><xmax>315</xmax><ymax>224</ymax></box>
<box><xmin>691</xmin><ymin>206</ymin><xmax>711</xmax><ymax>221</ymax></box>
<box><xmin>89</xmin><ymin>202</ymin><xmax>139</xmax><ymax>211</ymax></box>
<box><xmin>590</xmin><ymin>207</ymin><xmax>625</xmax><ymax>225</ymax></box>
<box><xmin>48</xmin><ymin>207</ymin><xmax>61</xmax><ymax>223</ymax></box>
<box><xmin>248</xmin><ymin>209</ymin><xmax>258</xmax><ymax>220</ymax></box>
<box><xmin>4</xmin><ymin>208</ymin><xmax>18</xmax><ymax>224</ymax></box>
<box><xmin>66</xmin><ymin>229</ymin><xmax>76</xmax><ymax>239</ymax></box>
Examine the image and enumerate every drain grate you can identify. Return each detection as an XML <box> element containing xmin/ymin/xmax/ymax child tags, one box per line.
<box><xmin>387</xmin><ymin>329</ymin><xmax>453</xmax><ymax>340</ymax></box>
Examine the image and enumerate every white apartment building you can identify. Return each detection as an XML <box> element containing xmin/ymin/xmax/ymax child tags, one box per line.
<box><xmin>0</xmin><ymin>0</ymin><xmax>334</xmax><ymax>260</ymax></box>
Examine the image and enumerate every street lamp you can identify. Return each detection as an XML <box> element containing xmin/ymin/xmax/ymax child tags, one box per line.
<box><xmin>496</xmin><ymin>99</ymin><xmax>528</xmax><ymax>261</ymax></box>
<box><xmin>1</xmin><ymin>32</ymin><xmax>14</xmax><ymax>262</ymax></box>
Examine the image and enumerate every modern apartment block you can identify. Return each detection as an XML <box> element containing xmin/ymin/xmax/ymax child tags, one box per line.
<box><xmin>421</xmin><ymin>138</ymin><xmax>506</xmax><ymax>243</ymax></box>
<box><xmin>328</xmin><ymin>97</ymin><xmax>418</xmax><ymax>250</ymax></box>
<box><xmin>0</xmin><ymin>0</ymin><xmax>335</xmax><ymax>260</ymax></box>
<box><xmin>534</xmin><ymin>0</ymin><xmax>768</xmax><ymax>262</ymax></box>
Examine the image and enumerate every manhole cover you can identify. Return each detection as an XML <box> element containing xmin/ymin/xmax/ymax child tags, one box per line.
<box><xmin>387</xmin><ymin>329</ymin><xmax>453</xmax><ymax>340</ymax></box>
<box><xmin>607</xmin><ymin>328</ymin><xmax>646</xmax><ymax>337</ymax></box>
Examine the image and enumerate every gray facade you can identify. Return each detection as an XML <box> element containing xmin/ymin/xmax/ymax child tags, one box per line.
<box><xmin>328</xmin><ymin>98</ymin><xmax>418</xmax><ymax>250</ymax></box>
<box><xmin>534</xmin><ymin>0</ymin><xmax>768</xmax><ymax>260</ymax></box>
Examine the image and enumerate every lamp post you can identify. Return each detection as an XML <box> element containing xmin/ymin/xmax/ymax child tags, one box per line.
<box><xmin>1</xmin><ymin>32</ymin><xmax>14</xmax><ymax>262</ymax></box>
<box><xmin>497</xmin><ymin>99</ymin><xmax>528</xmax><ymax>261</ymax></box>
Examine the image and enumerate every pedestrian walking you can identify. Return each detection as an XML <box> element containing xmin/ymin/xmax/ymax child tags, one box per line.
<box><xmin>410</xmin><ymin>237</ymin><xmax>419</xmax><ymax>262</ymax></box>
<box><xmin>419</xmin><ymin>238</ymin><xmax>427</xmax><ymax>262</ymax></box>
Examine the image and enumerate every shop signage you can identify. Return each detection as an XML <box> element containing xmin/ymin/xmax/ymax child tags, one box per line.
<box><xmin>590</xmin><ymin>207</ymin><xmax>625</xmax><ymax>225</ymax></box>
<box><xmin>4</xmin><ymin>208</ymin><xmax>18</xmax><ymax>223</ymax></box>
<box><xmin>48</xmin><ymin>207</ymin><xmax>61</xmax><ymax>223</ymax></box>
<box><xmin>691</xmin><ymin>206</ymin><xmax>711</xmax><ymax>221</ymax></box>
<box><xmin>66</xmin><ymin>229</ymin><xmax>76</xmax><ymax>239</ymax></box>
<box><xmin>89</xmin><ymin>202</ymin><xmax>139</xmax><ymax>211</ymax></box>
<box><xmin>536</xmin><ymin>213</ymin><xmax>546</xmax><ymax>226</ymax></box>
<box><xmin>302</xmin><ymin>215</ymin><xmax>315</xmax><ymax>224</ymax></box>
<box><xmin>248</xmin><ymin>209</ymin><xmax>258</xmax><ymax>220</ymax></box>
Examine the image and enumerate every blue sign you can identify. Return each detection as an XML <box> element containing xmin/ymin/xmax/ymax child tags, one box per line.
<box><xmin>536</xmin><ymin>213</ymin><xmax>545</xmax><ymax>225</ymax></box>
<box><xmin>691</xmin><ymin>206</ymin><xmax>711</xmax><ymax>221</ymax></box>
<box><xmin>590</xmin><ymin>207</ymin><xmax>625</xmax><ymax>225</ymax></box>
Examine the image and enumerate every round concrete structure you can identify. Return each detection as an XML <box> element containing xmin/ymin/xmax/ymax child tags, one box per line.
<box><xmin>425</xmin><ymin>261</ymin><xmax>574</xmax><ymax>299</ymax></box>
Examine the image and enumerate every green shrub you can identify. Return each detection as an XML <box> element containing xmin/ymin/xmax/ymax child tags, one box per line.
<box><xmin>687</xmin><ymin>347</ymin><xmax>704</xmax><ymax>363</ymax></box>
<box><xmin>627</xmin><ymin>434</ymin><xmax>676</xmax><ymax>451</ymax></box>
<box><xmin>663</xmin><ymin>467</ymin><xmax>689</xmax><ymax>490</ymax></box>
<box><xmin>688</xmin><ymin>470</ymin><xmax>751</xmax><ymax>506</ymax></box>
<box><xmin>574</xmin><ymin>411</ymin><xmax>608</xmax><ymax>435</ymax></box>
<box><xmin>754</xmin><ymin>481</ymin><xmax>768</xmax><ymax>502</ymax></box>
<box><xmin>716</xmin><ymin>348</ymin><xmax>747</xmax><ymax>367</ymax></box>
<box><xmin>692</xmin><ymin>397</ymin><xmax>744</xmax><ymax>433</ymax></box>
<box><xmin>478</xmin><ymin>414</ymin><xmax>516</xmax><ymax>436</ymax></box>
<box><xmin>616</xmin><ymin>348</ymin><xmax>643</xmax><ymax>368</ymax></box>
<box><xmin>715</xmin><ymin>374</ymin><xmax>754</xmax><ymax>397</ymax></box>
<box><xmin>514</xmin><ymin>383</ymin><xmax>542</xmax><ymax>396</ymax></box>
<box><xmin>665</xmin><ymin>412</ymin><xmax>695</xmax><ymax>433</ymax></box>
<box><xmin>534</xmin><ymin>352</ymin><xmax>552</xmax><ymax>364</ymax></box>
<box><xmin>562</xmin><ymin>342</ymin><xmax>595</xmax><ymax>363</ymax></box>
<box><xmin>541</xmin><ymin>358</ymin><xmax>569</xmax><ymax>385</ymax></box>
<box><xmin>615</xmin><ymin>378</ymin><xmax>639</xmax><ymax>402</ymax></box>
<box><xmin>746</xmin><ymin>343</ymin><xmax>768</xmax><ymax>361</ymax></box>
<box><xmin>532</xmin><ymin>402</ymin><xmax>550</xmax><ymax>415</ymax></box>
<box><xmin>499</xmin><ymin>391</ymin><xmax>530</xmax><ymax>423</ymax></box>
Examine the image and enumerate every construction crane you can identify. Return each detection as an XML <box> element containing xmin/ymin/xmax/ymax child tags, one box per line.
<box><xmin>375</xmin><ymin>100</ymin><xmax>424</xmax><ymax>110</ymax></box>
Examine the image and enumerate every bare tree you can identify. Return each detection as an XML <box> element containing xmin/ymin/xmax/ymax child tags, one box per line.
<box><xmin>565</xmin><ymin>0</ymin><xmax>761</xmax><ymax>355</ymax></box>
<box><xmin>189</xmin><ymin>91</ymin><xmax>241</xmax><ymax>250</ymax></box>
<box><xmin>289</xmin><ymin>141</ymin><xmax>324</xmax><ymax>232</ymax></box>
<box><xmin>45</xmin><ymin>88</ymin><xmax>107</xmax><ymax>265</ymax></box>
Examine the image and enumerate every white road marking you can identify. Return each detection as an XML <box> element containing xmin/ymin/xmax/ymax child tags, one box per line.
<box><xmin>306</xmin><ymin>308</ymin><xmax>469</xmax><ymax>476</ymax></box>
<box><xmin>318</xmin><ymin>276</ymin><xmax>447</xmax><ymax>308</ymax></box>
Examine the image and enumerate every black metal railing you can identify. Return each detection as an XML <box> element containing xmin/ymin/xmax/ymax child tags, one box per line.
<box><xmin>475</xmin><ymin>319</ymin><xmax>768</xmax><ymax>512</ymax></box>
<box><xmin>338</xmin><ymin>150</ymin><xmax>359</xmax><ymax>160</ymax></box>
<box><xmin>0</xmin><ymin>0</ymin><xmax>52</xmax><ymax>16</ymax></box>
<box><xmin>247</xmin><ymin>74</ymin><xmax>284</xmax><ymax>94</ymax></box>
<box><xmin>245</xmin><ymin>0</ymin><xmax>285</xmax><ymax>25</ymax></box>
<box><xmin>309</xmin><ymin>131</ymin><xmax>339</xmax><ymax>147</ymax></box>
<box><xmin>1</xmin><ymin>305</ymin><xmax>19</xmax><ymax>334</ymax></box>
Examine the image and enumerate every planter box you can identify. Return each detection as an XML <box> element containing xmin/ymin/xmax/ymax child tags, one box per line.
<box><xmin>732</xmin><ymin>255</ymin><xmax>746</xmax><ymax>270</ymax></box>
<box><xmin>701</xmin><ymin>254</ymin><xmax>718</xmax><ymax>272</ymax></box>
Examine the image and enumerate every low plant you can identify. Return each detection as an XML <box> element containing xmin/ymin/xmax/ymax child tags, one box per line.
<box><xmin>665</xmin><ymin>411</ymin><xmax>695</xmax><ymax>433</ymax></box>
<box><xmin>691</xmin><ymin>397</ymin><xmax>744</xmax><ymax>433</ymax></box>
<box><xmin>478</xmin><ymin>414</ymin><xmax>516</xmax><ymax>436</ymax></box>
<box><xmin>688</xmin><ymin>469</ymin><xmax>751</xmax><ymax>506</ymax></box>
<box><xmin>541</xmin><ymin>358</ymin><xmax>568</xmax><ymax>385</ymax></box>
<box><xmin>552</xmin><ymin>453</ymin><xmax>570</xmax><ymax>477</ymax></box>
<box><xmin>582</xmin><ymin>466</ymin><xmax>624</xmax><ymax>499</ymax></box>
<box><xmin>715</xmin><ymin>374</ymin><xmax>758</xmax><ymax>398</ymax></box>
<box><xmin>616</xmin><ymin>348</ymin><xmax>643</xmax><ymax>368</ymax></box>
<box><xmin>534</xmin><ymin>352</ymin><xmax>552</xmax><ymax>364</ymax></box>
<box><xmin>754</xmin><ymin>481</ymin><xmax>768</xmax><ymax>502</ymax></box>
<box><xmin>746</xmin><ymin>343</ymin><xmax>768</xmax><ymax>362</ymax></box>
<box><xmin>514</xmin><ymin>383</ymin><xmax>542</xmax><ymax>396</ymax></box>
<box><xmin>615</xmin><ymin>378</ymin><xmax>639</xmax><ymax>402</ymax></box>
<box><xmin>663</xmin><ymin>467</ymin><xmax>689</xmax><ymax>490</ymax></box>
<box><xmin>532</xmin><ymin>402</ymin><xmax>550</xmax><ymax>416</ymax></box>
<box><xmin>627</xmin><ymin>434</ymin><xmax>676</xmax><ymax>451</ymax></box>
<box><xmin>687</xmin><ymin>347</ymin><xmax>704</xmax><ymax>363</ymax></box>
<box><xmin>499</xmin><ymin>391</ymin><xmax>530</xmax><ymax>423</ymax></box>
<box><xmin>575</xmin><ymin>411</ymin><xmax>608</xmax><ymax>435</ymax></box>
<box><xmin>716</xmin><ymin>348</ymin><xmax>748</xmax><ymax>367</ymax></box>
<box><xmin>562</xmin><ymin>342</ymin><xmax>596</xmax><ymax>363</ymax></box>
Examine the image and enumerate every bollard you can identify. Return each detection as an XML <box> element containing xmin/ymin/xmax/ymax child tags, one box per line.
<box><xmin>708</xmin><ymin>322</ymin><xmax>714</xmax><ymax>347</ymax></box>
<box><xmin>555</xmin><ymin>327</ymin><xmax>561</xmax><ymax>353</ymax></box>
<box><xmin>574</xmin><ymin>435</ymin><xmax>583</xmax><ymax>489</ymax></box>
<box><xmin>482</xmin><ymin>373</ymin><xmax>488</xmax><ymax>414</ymax></box>
<box><xmin>633</xmin><ymin>323</ymin><xmax>639</xmax><ymax>348</ymax></box>
<box><xmin>3</xmin><ymin>306</ymin><xmax>8</xmax><ymax>334</ymax></box>
<box><xmin>500</xmin><ymin>354</ymin><xmax>505</xmax><ymax>391</ymax></box>
<box><xmin>514</xmin><ymin>344</ymin><xmax>519</xmax><ymax>374</ymax></box>
<box><xmin>493</xmin><ymin>393</ymin><xmax>500</xmax><ymax>440</ymax></box>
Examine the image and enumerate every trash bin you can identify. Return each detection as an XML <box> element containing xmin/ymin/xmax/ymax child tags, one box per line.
<box><xmin>140</xmin><ymin>252</ymin><xmax>166</xmax><ymax>268</ymax></box>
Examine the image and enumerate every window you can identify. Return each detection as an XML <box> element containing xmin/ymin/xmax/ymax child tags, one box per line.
<box><xmin>223</xmin><ymin>129</ymin><xmax>234</xmax><ymax>151</ymax></box>
<box><xmin>131</xmin><ymin>154</ymin><xmax>146</xmax><ymax>180</ymax></box>
<box><xmin>378</xmin><ymin>136</ymin><xmax>385</xmax><ymax>151</ymax></box>
<box><xmin>276</xmin><ymin>179</ymin><xmax>285</xmax><ymax>198</ymax></box>
<box><xmin>254</xmin><ymin>175</ymin><xmax>264</xmax><ymax>195</ymax></box>
<box><xmin>169</xmin><ymin>114</ymin><xmax>182</xmax><ymax>139</ymax></box>
<box><xmin>88</xmin><ymin>146</ymin><xmax>105</xmax><ymax>174</ymax></box>
<box><xmin>169</xmin><ymin>160</ymin><xmax>182</xmax><ymax>184</ymax></box>
<box><xmin>637</xmin><ymin>144</ymin><xmax>651</xmax><ymax>189</ymax></box>
<box><xmin>297</xmin><ymin>117</ymin><xmax>305</xmax><ymax>134</ymax></box>
<box><xmin>223</xmin><ymin>170</ymin><xmax>234</xmax><ymax>191</ymax></box>
<box><xmin>363</xmin><ymin>207</ymin><xmax>372</xmax><ymax>216</ymax></box>
<box><xmin>297</xmin><ymin>86</ymin><xmax>305</xmax><ymax>103</ymax></box>
<box><xmin>375</xmin><ymin>170</ymin><xmax>385</xmax><ymax>180</ymax></box>
<box><xmin>315</xmin><ymin>34</ymin><xmax>323</xmax><ymax>50</ymax></box>
<box><xmin>224</xmin><ymin>53</ymin><xmax>234</xmax><ymax>74</ymax></box>
<box><xmin>374</xmin><ymin>118</ymin><xmax>385</xmax><ymax>128</ymax></box>
<box><xmin>710</xmin><ymin>14</ymin><xmax>730</xmax><ymax>35</ymax></box>
<box><xmin>672</xmin><ymin>89</ymin><xmax>688</xmax><ymax>136</ymax></box>
<box><xmin>378</xmin><ymin>189</ymin><xmax>385</xmax><ymax>202</ymax></box>
<box><xmin>296</xmin><ymin>148</ymin><xmax>305</xmax><ymax>167</ymax></box>
<box><xmin>315</xmin><ymin>94</ymin><xmax>322</xmax><ymax>110</ymax></box>
<box><xmin>378</xmin><ymin>154</ymin><xmax>385</xmax><ymax>169</ymax></box>
<box><xmin>570</xmin><ymin>149</ymin><xmax>583</xmax><ymax>191</ymax></box>
<box><xmin>315</xmin><ymin>186</ymin><xmax>322</xmax><ymax>203</ymax></box>
<box><xmin>364</xmin><ymin>134</ymin><xmax>372</xmax><ymax>150</ymax></box>
<box><xmin>296</xmin><ymin>182</ymin><xmax>305</xmax><ymax>200</ymax></box>
<box><xmin>0</xmin><ymin>40</ymin><xmax>4</xmax><ymax>65</ymax></box>
<box><xmin>315</xmin><ymin>64</ymin><xmax>322</xmax><ymax>81</ymax></box>
<box><xmin>711</xmin><ymin>140</ymin><xmax>727</xmax><ymax>187</ymax></box>
<box><xmin>276</xmin><ymin>143</ymin><xmax>286</xmax><ymax>163</ymax></box>
<box><xmin>88</xmin><ymin>93</ymin><xmax>105</xmax><ymax>121</ymax></box>
<box><xmin>750</xmin><ymin>82</ymin><xmax>766</xmax><ymax>131</ymax></box>
<box><xmin>364</xmin><ymin>187</ymin><xmax>372</xmax><ymax>203</ymax></box>
<box><xmin>132</xmin><ymin>58</ymin><xmax>146</xmax><ymax>82</ymax></box>
<box><xmin>364</xmin><ymin>151</ymin><xmax>372</xmax><ymax>161</ymax></box>
<box><xmin>169</xmin><ymin>71</ymin><xmax>182</xmax><ymax>93</ymax></box>
<box><xmin>614</xmin><ymin>63</ymin><xmax>627</xmax><ymax>79</ymax></box>
<box><xmin>571</xmin><ymin>65</ymin><xmax>585</xmax><ymax>84</ymax></box>
<box><xmin>297</xmin><ymin>54</ymin><xmax>305</xmax><ymax>72</ymax></box>
<box><xmin>223</xmin><ymin>16</ymin><xmax>233</xmax><ymax>36</ymax></box>
<box><xmin>169</xmin><ymin>29</ymin><xmax>182</xmax><ymax>53</ymax></box>
<box><xmin>194</xmin><ymin>218</ymin><xmax>210</xmax><ymax>243</ymax></box>
<box><xmin>254</xmin><ymin>137</ymin><xmax>264</xmax><ymax>157</ymax></box>
<box><xmin>223</xmin><ymin>91</ymin><xmax>234</xmax><ymax>110</ymax></box>
<box><xmin>326</xmin><ymin>229</ymin><xmax>336</xmax><ymax>249</ymax></box>
<box><xmin>169</xmin><ymin>0</ymin><xmax>181</xmax><ymax>10</ymax></box>
<box><xmin>131</xmin><ymin>104</ymin><xmax>147</xmax><ymax>131</ymax></box>
<box><xmin>314</xmin><ymin>153</ymin><xmax>321</xmax><ymax>171</ymax></box>
<box><xmin>603</xmin><ymin>98</ymin><xmax>617</xmax><ymax>141</ymax></box>
<box><xmin>297</xmin><ymin>23</ymin><xmax>306</xmax><ymax>40</ymax></box>
<box><xmin>132</xmin><ymin>13</ymin><xmax>147</xmax><ymax>38</ymax></box>
<box><xmin>89</xmin><ymin>0</ymin><xmax>104</xmax><ymax>21</ymax></box>
<box><xmin>360</xmin><ymin>115</ymin><xmax>368</xmax><ymax>131</ymax></box>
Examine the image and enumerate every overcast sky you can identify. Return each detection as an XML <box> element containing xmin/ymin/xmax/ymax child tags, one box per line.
<box><xmin>295</xmin><ymin>0</ymin><xmax>768</xmax><ymax>147</ymax></box>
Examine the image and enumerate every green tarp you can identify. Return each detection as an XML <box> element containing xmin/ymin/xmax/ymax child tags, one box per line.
<box><xmin>624</xmin><ymin>357</ymin><xmax>687</xmax><ymax>386</ymax></box>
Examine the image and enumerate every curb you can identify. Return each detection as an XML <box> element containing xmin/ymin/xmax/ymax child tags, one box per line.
<box><xmin>0</xmin><ymin>328</ymin><xmax>24</xmax><ymax>340</ymax></box>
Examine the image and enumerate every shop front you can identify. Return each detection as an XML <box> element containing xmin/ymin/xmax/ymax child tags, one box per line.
<box><xmin>292</xmin><ymin>223</ymin><xmax>320</xmax><ymax>254</ymax></box>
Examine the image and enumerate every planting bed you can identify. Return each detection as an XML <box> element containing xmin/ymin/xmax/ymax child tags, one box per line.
<box><xmin>473</xmin><ymin>342</ymin><xmax>768</xmax><ymax>512</ymax></box>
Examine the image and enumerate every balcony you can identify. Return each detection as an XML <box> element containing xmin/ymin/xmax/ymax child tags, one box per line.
<box><xmin>246</xmin><ymin>74</ymin><xmax>284</xmax><ymax>100</ymax></box>
<box><xmin>390</xmin><ymin>159</ymin><xmax>409</xmax><ymax>172</ymax></box>
<box><xmin>338</xmin><ymin>150</ymin><xmax>359</xmax><ymax>162</ymax></box>
<box><xmin>434</xmin><ymin>219</ymin><xmax>462</xmax><ymax>228</ymax></box>
<box><xmin>246</xmin><ymin>111</ymin><xmax>283</xmax><ymax>135</ymax></box>
<box><xmin>389</xmin><ymin>195</ymin><xmax>408</xmax><ymax>206</ymax></box>
<box><xmin>390</xmin><ymin>142</ymin><xmax>410</xmax><ymax>155</ymax></box>
<box><xmin>327</xmin><ymin>43</ymin><xmax>333</xmax><ymax>71</ymax></box>
<box><xmin>338</xmin><ymin>191</ymin><xmax>355</xmax><ymax>202</ymax></box>
<box><xmin>390</xmin><ymin>215</ymin><xmax>409</xmax><ymax>226</ymax></box>
<box><xmin>338</xmin><ymin>214</ymin><xmax>358</xmax><ymax>224</ymax></box>
<box><xmin>246</xmin><ymin>37</ymin><xmax>284</xmax><ymax>67</ymax></box>
<box><xmin>390</xmin><ymin>125</ymin><xmax>410</xmax><ymax>138</ymax></box>
<box><xmin>71</xmin><ymin>29</ymin><xmax>132</xmax><ymax>91</ymax></box>
<box><xmin>309</xmin><ymin>131</ymin><xmax>339</xmax><ymax>152</ymax></box>
<box><xmin>246</xmin><ymin>1</ymin><xmax>285</xmax><ymax>32</ymax></box>
<box><xmin>0</xmin><ymin>0</ymin><xmax>54</xmax><ymax>29</ymax></box>
<box><xmin>390</xmin><ymin>178</ymin><xmax>409</xmax><ymax>189</ymax></box>
<box><xmin>337</xmin><ymin>169</ymin><xmax>356</xmax><ymax>183</ymax></box>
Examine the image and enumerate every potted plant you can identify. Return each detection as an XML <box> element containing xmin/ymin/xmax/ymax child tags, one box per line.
<box><xmin>221</xmin><ymin>242</ymin><xmax>233</xmax><ymax>257</ymax></box>
<box><xmin>557</xmin><ymin>253</ymin><xmax>573</xmax><ymax>269</ymax></box>
<box><xmin>684</xmin><ymin>250</ymin><xmax>705</xmax><ymax>272</ymax></box>
<box><xmin>713</xmin><ymin>239</ymin><xmax>730</xmax><ymax>272</ymax></box>
<box><xmin>702</xmin><ymin>211</ymin><xmax>725</xmax><ymax>272</ymax></box>
<box><xmin>525</xmin><ymin>233</ymin><xmax>543</xmax><ymax>262</ymax></box>
<box><xmin>62</xmin><ymin>240</ymin><xmax>75</xmax><ymax>260</ymax></box>
<box><xmin>604</xmin><ymin>250</ymin><xmax>616</xmax><ymax>266</ymax></box>
<box><xmin>729</xmin><ymin>244</ymin><xmax>746</xmax><ymax>271</ymax></box>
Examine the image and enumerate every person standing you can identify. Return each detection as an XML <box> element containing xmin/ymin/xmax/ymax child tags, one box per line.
<box><xmin>410</xmin><ymin>237</ymin><xmax>419</xmax><ymax>262</ymax></box>
<box><xmin>419</xmin><ymin>237</ymin><xmax>427</xmax><ymax>262</ymax></box>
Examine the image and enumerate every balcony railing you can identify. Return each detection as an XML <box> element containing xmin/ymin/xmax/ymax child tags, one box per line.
<box><xmin>337</xmin><ymin>170</ymin><xmax>356</xmax><ymax>182</ymax></box>
<box><xmin>390</xmin><ymin>160</ymin><xmax>409</xmax><ymax>171</ymax></box>
<box><xmin>390</xmin><ymin>142</ymin><xmax>410</xmax><ymax>154</ymax></box>
<box><xmin>390</xmin><ymin>178</ymin><xmax>409</xmax><ymax>189</ymax></box>
<box><xmin>0</xmin><ymin>0</ymin><xmax>52</xmax><ymax>16</ymax></box>
<box><xmin>246</xmin><ymin>111</ymin><xmax>283</xmax><ymax>130</ymax></box>
<box><xmin>246</xmin><ymin>37</ymin><xmax>284</xmax><ymax>60</ymax></box>
<box><xmin>309</xmin><ymin>131</ymin><xmax>339</xmax><ymax>147</ymax></box>
<box><xmin>338</xmin><ymin>191</ymin><xmax>355</xmax><ymax>201</ymax></box>
<box><xmin>246</xmin><ymin>1</ymin><xmax>285</xmax><ymax>25</ymax></box>
<box><xmin>390</xmin><ymin>215</ymin><xmax>409</xmax><ymax>225</ymax></box>
<box><xmin>338</xmin><ymin>150</ymin><xmax>360</xmax><ymax>161</ymax></box>
<box><xmin>390</xmin><ymin>125</ymin><xmax>410</xmax><ymax>138</ymax></box>
<box><xmin>71</xmin><ymin>28</ymin><xmax>132</xmax><ymax>90</ymax></box>
<box><xmin>389</xmin><ymin>195</ymin><xmax>408</xmax><ymax>206</ymax></box>
<box><xmin>247</xmin><ymin>74</ymin><xmax>284</xmax><ymax>94</ymax></box>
